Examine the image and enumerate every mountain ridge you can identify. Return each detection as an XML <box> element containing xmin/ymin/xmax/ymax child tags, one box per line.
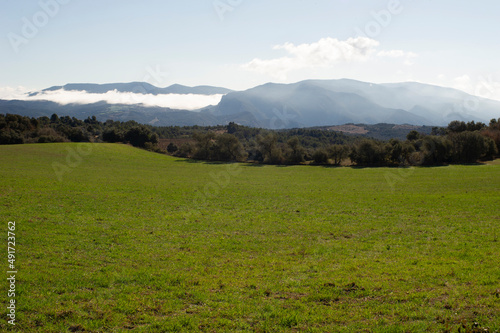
<box><xmin>4</xmin><ymin>79</ymin><xmax>500</xmax><ymax>128</ymax></box>
<box><xmin>38</xmin><ymin>82</ymin><xmax>233</xmax><ymax>96</ymax></box>
<box><xmin>207</xmin><ymin>79</ymin><xmax>499</xmax><ymax>127</ymax></box>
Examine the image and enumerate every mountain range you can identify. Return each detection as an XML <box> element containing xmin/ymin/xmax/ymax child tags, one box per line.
<box><xmin>2</xmin><ymin>79</ymin><xmax>499</xmax><ymax>128</ymax></box>
<box><xmin>36</xmin><ymin>82</ymin><xmax>233</xmax><ymax>96</ymax></box>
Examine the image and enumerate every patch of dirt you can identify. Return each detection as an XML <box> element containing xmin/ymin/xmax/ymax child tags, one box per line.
<box><xmin>68</xmin><ymin>325</ymin><xmax>86</xmax><ymax>332</ymax></box>
<box><xmin>327</xmin><ymin>125</ymin><xmax>369</xmax><ymax>135</ymax></box>
<box><xmin>344</xmin><ymin>282</ymin><xmax>365</xmax><ymax>293</ymax></box>
<box><xmin>273</xmin><ymin>292</ymin><xmax>307</xmax><ymax>300</ymax></box>
<box><xmin>484</xmin><ymin>158</ymin><xmax>500</xmax><ymax>165</ymax></box>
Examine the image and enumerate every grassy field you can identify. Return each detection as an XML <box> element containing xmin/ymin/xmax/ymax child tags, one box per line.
<box><xmin>0</xmin><ymin>143</ymin><xmax>499</xmax><ymax>332</ymax></box>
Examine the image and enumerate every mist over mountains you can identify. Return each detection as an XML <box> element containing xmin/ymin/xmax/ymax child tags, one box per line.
<box><xmin>1</xmin><ymin>80</ymin><xmax>498</xmax><ymax>128</ymax></box>
<box><xmin>209</xmin><ymin>79</ymin><xmax>500</xmax><ymax>128</ymax></box>
<box><xmin>37</xmin><ymin>82</ymin><xmax>233</xmax><ymax>96</ymax></box>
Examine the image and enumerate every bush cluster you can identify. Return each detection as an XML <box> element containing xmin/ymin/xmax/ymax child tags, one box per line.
<box><xmin>0</xmin><ymin>114</ymin><xmax>159</xmax><ymax>150</ymax></box>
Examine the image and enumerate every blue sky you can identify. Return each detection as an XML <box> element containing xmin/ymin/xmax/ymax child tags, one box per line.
<box><xmin>1</xmin><ymin>0</ymin><xmax>500</xmax><ymax>100</ymax></box>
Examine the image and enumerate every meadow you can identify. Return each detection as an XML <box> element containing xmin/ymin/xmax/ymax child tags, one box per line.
<box><xmin>0</xmin><ymin>143</ymin><xmax>499</xmax><ymax>332</ymax></box>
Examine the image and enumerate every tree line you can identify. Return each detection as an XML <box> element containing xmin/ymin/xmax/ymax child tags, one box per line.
<box><xmin>1</xmin><ymin>113</ymin><xmax>499</xmax><ymax>166</ymax></box>
<box><xmin>0</xmin><ymin>114</ymin><xmax>159</xmax><ymax>149</ymax></box>
<box><xmin>171</xmin><ymin>120</ymin><xmax>499</xmax><ymax>166</ymax></box>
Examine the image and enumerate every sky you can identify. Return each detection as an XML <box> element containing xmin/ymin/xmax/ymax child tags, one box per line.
<box><xmin>1</xmin><ymin>0</ymin><xmax>500</xmax><ymax>103</ymax></box>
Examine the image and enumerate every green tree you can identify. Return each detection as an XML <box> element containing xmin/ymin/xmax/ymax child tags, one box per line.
<box><xmin>447</xmin><ymin>120</ymin><xmax>467</xmax><ymax>133</ymax></box>
<box><xmin>192</xmin><ymin>131</ymin><xmax>216</xmax><ymax>160</ymax></box>
<box><xmin>312</xmin><ymin>149</ymin><xmax>329</xmax><ymax>165</ymax></box>
<box><xmin>124</xmin><ymin>126</ymin><xmax>158</xmax><ymax>148</ymax></box>
<box><xmin>350</xmin><ymin>140</ymin><xmax>386</xmax><ymax>166</ymax></box>
<box><xmin>431</xmin><ymin>127</ymin><xmax>446</xmax><ymax>136</ymax></box>
<box><xmin>0</xmin><ymin>128</ymin><xmax>24</xmax><ymax>144</ymax></box>
<box><xmin>167</xmin><ymin>143</ymin><xmax>178</xmax><ymax>154</ymax></box>
<box><xmin>175</xmin><ymin>142</ymin><xmax>194</xmax><ymax>158</ymax></box>
<box><xmin>213</xmin><ymin>133</ymin><xmax>247</xmax><ymax>161</ymax></box>
<box><xmin>257</xmin><ymin>133</ymin><xmax>285</xmax><ymax>164</ymax></box>
<box><xmin>286</xmin><ymin>137</ymin><xmax>305</xmax><ymax>164</ymax></box>
<box><xmin>401</xmin><ymin>142</ymin><xmax>416</xmax><ymax>165</ymax></box>
<box><xmin>465</xmin><ymin>121</ymin><xmax>486</xmax><ymax>132</ymax></box>
<box><xmin>103</xmin><ymin>128</ymin><xmax>124</xmax><ymax>143</ymax></box>
<box><xmin>50</xmin><ymin>113</ymin><xmax>60</xmax><ymax>123</ymax></box>
<box><xmin>227</xmin><ymin>122</ymin><xmax>239</xmax><ymax>134</ymax></box>
<box><xmin>66</xmin><ymin>127</ymin><xmax>90</xmax><ymax>142</ymax></box>
<box><xmin>387</xmin><ymin>139</ymin><xmax>403</xmax><ymax>165</ymax></box>
<box><xmin>327</xmin><ymin>144</ymin><xmax>348</xmax><ymax>166</ymax></box>
<box><xmin>406</xmin><ymin>130</ymin><xmax>421</xmax><ymax>141</ymax></box>
<box><xmin>421</xmin><ymin>136</ymin><xmax>452</xmax><ymax>165</ymax></box>
<box><xmin>449</xmin><ymin>131</ymin><xmax>488</xmax><ymax>163</ymax></box>
<box><xmin>482</xmin><ymin>137</ymin><xmax>498</xmax><ymax>160</ymax></box>
<box><xmin>481</xmin><ymin>118</ymin><xmax>500</xmax><ymax>156</ymax></box>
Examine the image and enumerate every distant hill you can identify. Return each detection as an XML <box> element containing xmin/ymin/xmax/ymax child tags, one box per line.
<box><xmin>207</xmin><ymin>79</ymin><xmax>500</xmax><ymax>128</ymax></box>
<box><xmin>3</xmin><ymin>79</ymin><xmax>499</xmax><ymax>128</ymax></box>
<box><xmin>37</xmin><ymin>82</ymin><xmax>233</xmax><ymax>96</ymax></box>
<box><xmin>0</xmin><ymin>99</ymin><xmax>263</xmax><ymax>127</ymax></box>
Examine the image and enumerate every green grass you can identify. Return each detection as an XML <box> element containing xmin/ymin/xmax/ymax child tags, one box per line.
<box><xmin>1</xmin><ymin>143</ymin><xmax>499</xmax><ymax>332</ymax></box>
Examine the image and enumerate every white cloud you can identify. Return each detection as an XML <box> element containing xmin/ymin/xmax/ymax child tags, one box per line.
<box><xmin>242</xmin><ymin>37</ymin><xmax>419</xmax><ymax>79</ymax></box>
<box><xmin>242</xmin><ymin>37</ymin><xmax>380</xmax><ymax>79</ymax></box>
<box><xmin>0</xmin><ymin>89</ymin><xmax>224</xmax><ymax>110</ymax></box>
<box><xmin>0</xmin><ymin>86</ymin><xmax>30</xmax><ymax>100</ymax></box>
<box><xmin>377</xmin><ymin>50</ymin><xmax>416</xmax><ymax>58</ymax></box>
<box><xmin>452</xmin><ymin>75</ymin><xmax>500</xmax><ymax>101</ymax></box>
<box><xmin>377</xmin><ymin>50</ymin><xmax>417</xmax><ymax>66</ymax></box>
<box><xmin>275</xmin><ymin>37</ymin><xmax>380</xmax><ymax>64</ymax></box>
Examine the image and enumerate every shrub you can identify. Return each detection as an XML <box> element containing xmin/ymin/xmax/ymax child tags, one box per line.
<box><xmin>213</xmin><ymin>133</ymin><xmax>247</xmax><ymax>162</ymax></box>
<box><xmin>124</xmin><ymin>126</ymin><xmax>158</xmax><ymax>148</ymax></box>
<box><xmin>328</xmin><ymin>144</ymin><xmax>349</xmax><ymax>166</ymax></box>
<box><xmin>0</xmin><ymin>128</ymin><xmax>24</xmax><ymax>145</ymax></box>
<box><xmin>312</xmin><ymin>149</ymin><xmax>329</xmax><ymax>165</ymax></box>
<box><xmin>285</xmin><ymin>137</ymin><xmax>305</xmax><ymax>164</ymax></box>
<box><xmin>175</xmin><ymin>142</ymin><xmax>194</xmax><ymax>158</ymax></box>
<box><xmin>167</xmin><ymin>143</ymin><xmax>178</xmax><ymax>153</ymax></box>
<box><xmin>421</xmin><ymin>136</ymin><xmax>452</xmax><ymax>165</ymax></box>
<box><xmin>350</xmin><ymin>140</ymin><xmax>387</xmax><ymax>166</ymax></box>
<box><xmin>449</xmin><ymin>131</ymin><xmax>489</xmax><ymax>163</ymax></box>
<box><xmin>103</xmin><ymin>129</ymin><xmax>124</xmax><ymax>143</ymax></box>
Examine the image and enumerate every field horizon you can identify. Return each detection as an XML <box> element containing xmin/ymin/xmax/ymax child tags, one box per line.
<box><xmin>1</xmin><ymin>143</ymin><xmax>499</xmax><ymax>332</ymax></box>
